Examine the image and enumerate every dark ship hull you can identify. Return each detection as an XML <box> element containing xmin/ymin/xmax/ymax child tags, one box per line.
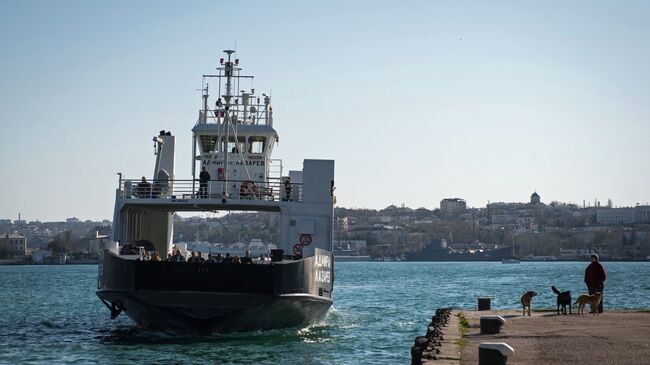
<box><xmin>96</xmin><ymin>250</ymin><xmax>333</xmax><ymax>333</ymax></box>
<box><xmin>406</xmin><ymin>244</ymin><xmax>514</xmax><ymax>262</ymax></box>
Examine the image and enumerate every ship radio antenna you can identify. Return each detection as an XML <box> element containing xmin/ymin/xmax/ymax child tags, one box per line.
<box><xmin>221</xmin><ymin>49</ymin><xmax>236</xmax><ymax>198</ymax></box>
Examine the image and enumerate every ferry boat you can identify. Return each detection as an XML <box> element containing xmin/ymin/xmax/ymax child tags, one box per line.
<box><xmin>96</xmin><ymin>50</ymin><xmax>335</xmax><ymax>334</ymax></box>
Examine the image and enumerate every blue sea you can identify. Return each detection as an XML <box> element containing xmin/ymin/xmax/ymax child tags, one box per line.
<box><xmin>0</xmin><ymin>262</ymin><xmax>648</xmax><ymax>364</ymax></box>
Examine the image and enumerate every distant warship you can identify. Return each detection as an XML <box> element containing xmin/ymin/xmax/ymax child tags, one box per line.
<box><xmin>405</xmin><ymin>239</ymin><xmax>512</xmax><ymax>261</ymax></box>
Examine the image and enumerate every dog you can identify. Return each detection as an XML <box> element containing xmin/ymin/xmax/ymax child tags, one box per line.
<box><xmin>520</xmin><ymin>291</ymin><xmax>537</xmax><ymax>316</ymax></box>
<box><xmin>552</xmin><ymin>286</ymin><xmax>572</xmax><ymax>315</ymax></box>
<box><xmin>575</xmin><ymin>292</ymin><xmax>602</xmax><ymax>315</ymax></box>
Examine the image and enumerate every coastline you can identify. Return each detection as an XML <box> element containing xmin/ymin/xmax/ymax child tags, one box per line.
<box><xmin>2</xmin><ymin>258</ymin><xmax>650</xmax><ymax>265</ymax></box>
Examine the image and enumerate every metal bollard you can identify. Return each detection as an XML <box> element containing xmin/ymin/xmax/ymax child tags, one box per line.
<box><xmin>479</xmin><ymin>342</ymin><xmax>514</xmax><ymax>365</ymax></box>
<box><xmin>478</xmin><ymin>296</ymin><xmax>493</xmax><ymax>311</ymax></box>
<box><xmin>480</xmin><ymin>316</ymin><xmax>506</xmax><ymax>334</ymax></box>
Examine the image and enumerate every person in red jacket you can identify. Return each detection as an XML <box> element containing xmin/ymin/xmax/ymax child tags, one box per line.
<box><xmin>584</xmin><ymin>253</ymin><xmax>606</xmax><ymax>313</ymax></box>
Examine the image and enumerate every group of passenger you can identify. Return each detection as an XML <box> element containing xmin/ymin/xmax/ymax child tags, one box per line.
<box><xmin>138</xmin><ymin>251</ymin><xmax>162</xmax><ymax>261</ymax></box>
<box><xmin>161</xmin><ymin>249</ymin><xmax>260</xmax><ymax>264</ymax></box>
<box><xmin>135</xmin><ymin>177</ymin><xmax>167</xmax><ymax>198</ymax></box>
<box><xmin>135</xmin><ymin>170</ymin><xmax>295</xmax><ymax>201</ymax></box>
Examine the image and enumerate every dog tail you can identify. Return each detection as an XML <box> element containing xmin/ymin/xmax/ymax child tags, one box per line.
<box><xmin>552</xmin><ymin>286</ymin><xmax>560</xmax><ymax>295</ymax></box>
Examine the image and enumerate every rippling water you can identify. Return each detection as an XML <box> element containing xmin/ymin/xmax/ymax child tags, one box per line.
<box><xmin>0</xmin><ymin>262</ymin><xmax>648</xmax><ymax>364</ymax></box>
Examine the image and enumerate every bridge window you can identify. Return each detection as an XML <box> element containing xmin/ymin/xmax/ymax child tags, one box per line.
<box><xmin>199</xmin><ymin>135</ymin><xmax>218</xmax><ymax>153</ymax></box>
<box><xmin>222</xmin><ymin>136</ymin><xmax>246</xmax><ymax>153</ymax></box>
<box><xmin>249</xmin><ymin>136</ymin><xmax>266</xmax><ymax>154</ymax></box>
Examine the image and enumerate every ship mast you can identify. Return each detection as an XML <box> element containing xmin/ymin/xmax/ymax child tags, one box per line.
<box><xmin>198</xmin><ymin>50</ymin><xmax>259</xmax><ymax>198</ymax></box>
<box><xmin>221</xmin><ymin>50</ymin><xmax>236</xmax><ymax>197</ymax></box>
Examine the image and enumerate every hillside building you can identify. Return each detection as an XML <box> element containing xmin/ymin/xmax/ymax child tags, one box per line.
<box><xmin>440</xmin><ymin>198</ymin><xmax>466</xmax><ymax>214</ymax></box>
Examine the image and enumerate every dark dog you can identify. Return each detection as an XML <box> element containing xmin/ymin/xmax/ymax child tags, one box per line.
<box><xmin>552</xmin><ymin>286</ymin><xmax>572</xmax><ymax>315</ymax></box>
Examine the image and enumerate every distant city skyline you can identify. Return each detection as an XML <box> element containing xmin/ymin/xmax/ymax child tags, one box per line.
<box><xmin>1</xmin><ymin>1</ymin><xmax>649</xmax><ymax>221</ymax></box>
<box><xmin>3</xmin><ymin>192</ymin><xmax>647</xmax><ymax>224</ymax></box>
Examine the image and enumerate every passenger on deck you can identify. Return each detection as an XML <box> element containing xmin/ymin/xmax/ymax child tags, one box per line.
<box><xmin>283</xmin><ymin>177</ymin><xmax>292</xmax><ymax>201</ymax></box>
<box><xmin>233</xmin><ymin>255</ymin><xmax>242</xmax><ymax>264</ymax></box>
<box><xmin>196</xmin><ymin>252</ymin><xmax>206</xmax><ymax>263</ymax></box>
<box><xmin>206</xmin><ymin>253</ymin><xmax>217</xmax><ymax>263</ymax></box>
<box><xmin>151</xmin><ymin>251</ymin><xmax>161</xmax><ymax>262</ymax></box>
<box><xmin>171</xmin><ymin>249</ymin><xmax>186</xmax><ymax>262</ymax></box>
<box><xmin>136</xmin><ymin>176</ymin><xmax>152</xmax><ymax>198</ymax></box>
<box><xmin>222</xmin><ymin>253</ymin><xmax>232</xmax><ymax>263</ymax></box>
<box><xmin>215</xmin><ymin>253</ymin><xmax>224</xmax><ymax>262</ymax></box>
<box><xmin>187</xmin><ymin>251</ymin><xmax>199</xmax><ymax>263</ymax></box>
<box><xmin>199</xmin><ymin>167</ymin><xmax>210</xmax><ymax>198</ymax></box>
<box><xmin>166</xmin><ymin>253</ymin><xmax>172</xmax><ymax>261</ymax></box>
<box><xmin>241</xmin><ymin>250</ymin><xmax>253</xmax><ymax>264</ymax></box>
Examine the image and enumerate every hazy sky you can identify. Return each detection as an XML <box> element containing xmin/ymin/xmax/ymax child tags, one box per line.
<box><xmin>1</xmin><ymin>0</ymin><xmax>649</xmax><ymax>221</ymax></box>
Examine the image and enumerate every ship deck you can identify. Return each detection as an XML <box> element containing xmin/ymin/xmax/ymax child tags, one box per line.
<box><xmin>116</xmin><ymin>177</ymin><xmax>305</xmax><ymax>212</ymax></box>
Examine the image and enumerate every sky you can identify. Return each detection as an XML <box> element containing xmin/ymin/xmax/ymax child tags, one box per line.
<box><xmin>1</xmin><ymin>0</ymin><xmax>649</xmax><ymax>222</ymax></box>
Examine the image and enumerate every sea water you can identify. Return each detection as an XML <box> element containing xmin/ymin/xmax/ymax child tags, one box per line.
<box><xmin>0</xmin><ymin>262</ymin><xmax>648</xmax><ymax>364</ymax></box>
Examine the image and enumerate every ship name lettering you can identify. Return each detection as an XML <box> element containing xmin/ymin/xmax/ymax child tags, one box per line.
<box><xmin>315</xmin><ymin>269</ymin><xmax>330</xmax><ymax>283</ymax></box>
<box><xmin>206</xmin><ymin>160</ymin><xmax>265</xmax><ymax>167</ymax></box>
<box><xmin>315</xmin><ymin>254</ymin><xmax>331</xmax><ymax>269</ymax></box>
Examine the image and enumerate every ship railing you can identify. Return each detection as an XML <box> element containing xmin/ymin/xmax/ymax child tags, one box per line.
<box><xmin>268</xmin><ymin>159</ymin><xmax>283</xmax><ymax>179</ymax></box>
<box><xmin>119</xmin><ymin>178</ymin><xmax>302</xmax><ymax>203</ymax></box>
<box><xmin>199</xmin><ymin>104</ymin><xmax>272</xmax><ymax>126</ymax></box>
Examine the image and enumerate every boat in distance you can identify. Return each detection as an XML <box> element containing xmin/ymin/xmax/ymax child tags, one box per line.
<box><xmin>96</xmin><ymin>50</ymin><xmax>336</xmax><ymax>333</ymax></box>
<box><xmin>405</xmin><ymin>239</ymin><xmax>513</xmax><ymax>262</ymax></box>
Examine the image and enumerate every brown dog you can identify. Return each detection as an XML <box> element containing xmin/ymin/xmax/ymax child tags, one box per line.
<box><xmin>520</xmin><ymin>291</ymin><xmax>537</xmax><ymax>316</ymax></box>
<box><xmin>575</xmin><ymin>292</ymin><xmax>602</xmax><ymax>315</ymax></box>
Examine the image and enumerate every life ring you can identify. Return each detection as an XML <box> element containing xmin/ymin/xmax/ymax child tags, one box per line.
<box><xmin>240</xmin><ymin>181</ymin><xmax>249</xmax><ymax>196</ymax></box>
<box><xmin>240</xmin><ymin>180</ymin><xmax>257</xmax><ymax>198</ymax></box>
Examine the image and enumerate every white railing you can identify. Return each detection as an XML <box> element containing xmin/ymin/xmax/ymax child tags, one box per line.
<box><xmin>269</xmin><ymin>159</ymin><xmax>283</xmax><ymax>179</ymax></box>
<box><xmin>200</xmin><ymin>104</ymin><xmax>272</xmax><ymax>126</ymax></box>
<box><xmin>120</xmin><ymin>178</ymin><xmax>302</xmax><ymax>203</ymax></box>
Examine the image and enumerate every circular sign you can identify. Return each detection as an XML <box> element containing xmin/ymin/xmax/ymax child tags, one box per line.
<box><xmin>299</xmin><ymin>234</ymin><xmax>312</xmax><ymax>246</ymax></box>
<box><xmin>293</xmin><ymin>244</ymin><xmax>304</xmax><ymax>256</ymax></box>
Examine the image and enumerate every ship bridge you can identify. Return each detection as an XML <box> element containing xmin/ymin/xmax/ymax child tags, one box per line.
<box><xmin>111</xmin><ymin>50</ymin><xmax>335</xmax><ymax>261</ymax></box>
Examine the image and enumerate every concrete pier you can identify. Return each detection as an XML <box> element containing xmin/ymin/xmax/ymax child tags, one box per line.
<box><xmin>460</xmin><ymin>310</ymin><xmax>650</xmax><ymax>364</ymax></box>
<box><xmin>412</xmin><ymin>309</ymin><xmax>650</xmax><ymax>364</ymax></box>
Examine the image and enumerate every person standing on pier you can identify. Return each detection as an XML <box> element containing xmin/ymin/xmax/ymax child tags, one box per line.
<box><xmin>584</xmin><ymin>254</ymin><xmax>606</xmax><ymax>313</ymax></box>
<box><xmin>199</xmin><ymin>166</ymin><xmax>210</xmax><ymax>198</ymax></box>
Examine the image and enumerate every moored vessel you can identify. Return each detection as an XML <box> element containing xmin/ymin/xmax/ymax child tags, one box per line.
<box><xmin>96</xmin><ymin>50</ymin><xmax>336</xmax><ymax>333</ymax></box>
<box><xmin>405</xmin><ymin>239</ymin><xmax>513</xmax><ymax>261</ymax></box>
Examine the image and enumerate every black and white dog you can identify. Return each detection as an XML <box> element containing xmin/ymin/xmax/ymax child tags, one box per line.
<box><xmin>552</xmin><ymin>286</ymin><xmax>572</xmax><ymax>315</ymax></box>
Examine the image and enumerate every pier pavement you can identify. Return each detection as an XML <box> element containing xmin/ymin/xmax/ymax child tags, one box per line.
<box><xmin>459</xmin><ymin>309</ymin><xmax>650</xmax><ymax>365</ymax></box>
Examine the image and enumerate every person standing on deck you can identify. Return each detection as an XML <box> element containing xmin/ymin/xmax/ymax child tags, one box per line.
<box><xmin>199</xmin><ymin>167</ymin><xmax>211</xmax><ymax>198</ymax></box>
<box><xmin>584</xmin><ymin>253</ymin><xmax>606</xmax><ymax>313</ymax></box>
<box><xmin>136</xmin><ymin>176</ymin><xmax>151</xmax><ymax>198</ymax></box>
<box><xmin>283</xmin><ymin>177</ymin><xmax>292</xmax><ymax>201</ymax></box>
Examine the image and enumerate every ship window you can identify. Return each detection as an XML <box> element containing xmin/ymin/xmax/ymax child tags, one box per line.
<box><xmin>222</xmin><ymin>136</ymin><xmax>246</xmax><ymax>153</ymax></box>
<box><xmin>249</xmin><ymin>136</ymin><xmax>266</xmax><ymax>154</ymax></box>
<box><xmin>199</xmin><ymin>135</ymin><xmax>218</xmax><ymax>153</ymax></box>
